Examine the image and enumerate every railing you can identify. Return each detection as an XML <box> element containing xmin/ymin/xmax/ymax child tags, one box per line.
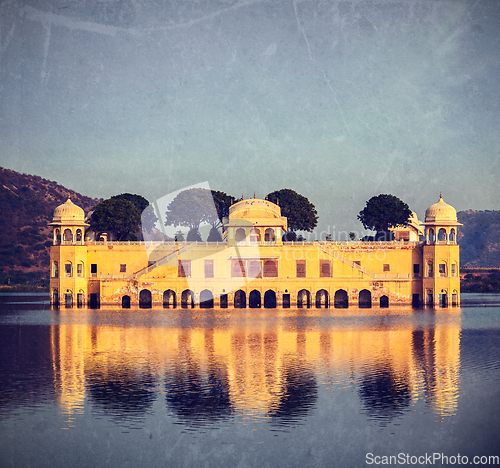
<box><xmin>283</xmin><ymin>241</ymin><xmax>421</xmax><ymax>247</ymax></box>
<box><xmin>316</xmin><ymin>242</ymin><xmax>411</xmax><ymax>280</ymax></box>
<box><xmin>101</xmin><ymin>274</ymin><xmax>134</xmax><ymax>280</ymax></box>
<box><xmin>83</xmin><ymin>240</ymin><xmax>228</xmax><ymax>247</ymax></box>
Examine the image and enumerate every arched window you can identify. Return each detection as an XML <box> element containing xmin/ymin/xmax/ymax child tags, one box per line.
<box><xmin>235</xmin><ymin>228</ymin><xmax>246</xmax><ymax>245</ymax></box>
<box><xmin>263</xmin><ymin>260</ymin><xmax>278</xmax><ymax>277</ymax></box>
<box><xmin>63</xmin><ymin>228</ymin><xmax>73</xmax><ymax>244</ymax></box>
<box><xmin>53</xmin><ymin>261</ymin><xmax>59</xmax><ymax>278</ymax></box>
<box><xmin>76</xmin><ymin>229</ymin><xmax>82</xmax><ymax>242</ymax></box>
<box><xmin>438</xmin><ymin>228</ymin><xmax>447</xmax><ymax>242</ymax></box>
<box><xmin>380</xmin><ymin>295</ymin><xmax>389</xmax><ymax>308</ymax></box>
<box><xmin>54</xmin><ymin>229</ymin><xmax>61</xmax><ymax>245</ymax></box>
<box><xmin>249</xmin><ymin>228</ymin><xmax>261</xmax><ymax>245</ymax></box>
<box><xmin>264</xmin><ymin>228</ymin><xmax>275</xmax><ymax>244</ymax></box>
<box><xmin>64</xmin><ymin>262</ymin><xmax>72</xmax><ymax>277</ymax></box>
<box><xmin>428</xmin><ymin>228</ymin><xmax>435</xmax><ymax>244</ymax></box>
<box><xmin>77</xmin><ymin>262</ymin><xmax>84</xmax><ymax>277</ymax></box>
<box><xmin>427</xmin><ymin>261</ymin><xmax>433</xmax><ymax>278</ymax></box>
<box><xmin>449</xmin><ymin>229</ymin><xmax>456</xmax><ymax>243</ymax></box>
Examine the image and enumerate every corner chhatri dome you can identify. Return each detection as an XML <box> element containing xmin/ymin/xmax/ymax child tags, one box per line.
<box><xmin>52</xmin><ymin>198</ymin><xmax>86</xmax><ymax>224</ymax></box>
<box><xmin>424</xmin><ymin>194</ymin><xmax>458</xmax><ymax>224</ymax></box>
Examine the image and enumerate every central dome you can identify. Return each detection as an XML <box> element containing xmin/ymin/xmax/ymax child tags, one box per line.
<box><xmin>229</xmin><ymin>199</ymin><xmax>282</xmax><ymax>220</ymax></box>
<box><xmin>52</xmin><ymin>198</ymin><xmax>86</xmax><ymax>224</ymax></box>
<box><xmin>424</xmin><ymin>195</ymin><xmax>457</xmax><ymax>224</ymax></box>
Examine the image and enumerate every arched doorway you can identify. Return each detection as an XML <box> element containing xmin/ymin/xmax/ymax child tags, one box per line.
<box><xmin>234</xmin><ymin>290</ymin><xmax>246</xmax><ymax>308</ymax></box>
<box><xmin>52</xmin><ymin>289</ymin><xmax>59</xmax><ymax>306</ymax></box>
<box><xmin>181</xmin><ymin>290</ymin><xmax>194</xmax><ymax>309</ymax></box>
<box><xmin>264</xmin><ymin>290</ymin><xmax>276</xmax><ymax>308</ymax></box>
<box><xmin>334</xmin><ymin>290</ymin><xmax>348</xmax><ymax>308</ymax></box>
<box><xmin>315</xmin><ymin>289</ymin><xmax>329</xmax><ymax>308</ymax></box>
<box><xmin>163</xmin><ymin>290</ymin><xmax>176</xmax><ymax>308</ymax></box>
<box><xmin>439</xmin><ymin>291</ymin><xmax>448</xmax><ymax>308</ymax></box>
<box><xmin>249</xmin><ymin>290</ymin><xmax>261</xmax><ymax>308</ymax></box>
<box><xmin>200</xmin><ymin>290</ymin><xmax>214</xmax><ymax>308</ymax></box>
<box><xmin>64</xmin><ymin>290</ymin><xmax>73</xmax><ymax>308</ymax></box>
<box><xmin>122</xmin><ymin>295</ymin><xmax>131</xmax><ymax>308</ymax></box>
<box><xmin>139</xmin><ymin>289</ymin><xmax>152</xmax><ymax>308</ymax></box>
<box><xmin>297</xmin><ymin>289</ymin><xmax>310</xmax><ymax>308</ymax></box>
<box><xmin>359</xmin><ymin>289</ymin><xmax>372</xmax><ymax>308</ymax></box>
<box><xmin>77</xmin><ymin>290</ymin><xmax>84</xmax><ymax>307</ymax></box>
<box><xmin>89</xmin><ymin>293</ymin><xmax>99</xmax><ymax>309</ymax></box>
<box><xmin>380</xmin><ymin>295</ymin><xmax>389</xmax><ymax>308</ymax></box>
<box><xmin>452</xmin><ymin>289</ymin><xmax>458</xmax><ymax>306</ymax></box>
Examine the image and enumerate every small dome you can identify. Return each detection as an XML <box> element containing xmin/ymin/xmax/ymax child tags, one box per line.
<box><xmin>424</xmin><ymin>195</ymin><xmax>457</xmax><ymax>224</ymax></box>
<box><xmin>229</xmin><ymin>199</ymin><xmax>282</xmax><ymax>220</ymax></box>
<box><xmin>52</xmin><ymin>198</ymin><xmax>86</xmax><ymax>224</ymax></box>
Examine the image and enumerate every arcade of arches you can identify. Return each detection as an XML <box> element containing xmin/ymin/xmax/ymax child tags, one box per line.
<box><xmin>120</xmin><ymin>287</ymin><xmax>392</xmax><ymax>310</ymax></box>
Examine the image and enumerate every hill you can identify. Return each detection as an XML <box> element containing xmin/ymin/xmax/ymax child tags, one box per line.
<box><xmin>457</xmin><ymin>210</ymin><xmax>500</xmax><ymax>268</ymax></box>
<box><xmin>1</xmin><ymin>166</ymin><xmax>499</xmax><ymax>288</ymax></box>
<box><xmin>0</xmin><ymin>167</ymin><xmax>98</xmax><ymax>288</ymax></box>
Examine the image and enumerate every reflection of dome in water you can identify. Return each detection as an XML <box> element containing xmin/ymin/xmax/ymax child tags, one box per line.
<box><xmin>424</xmin><ymin>195</ymin><xmax>457</xmax><ymax>224</ymax></box>
<box><xmin>52</xmin><ymin>198</ymin><xmax>86</xmax><ymax>224</ymax></box>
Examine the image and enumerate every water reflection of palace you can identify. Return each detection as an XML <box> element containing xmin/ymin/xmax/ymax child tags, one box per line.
<box><xmin>51</xmin><ymin>311</ymin><xmax>461</xmax><ymax>427</ymax></box>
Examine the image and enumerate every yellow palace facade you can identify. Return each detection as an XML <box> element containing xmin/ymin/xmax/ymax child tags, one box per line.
<box><xmin>49</xmin><ymin>195</ymin><xmax>461</xmax><ymax>309</ymax></box>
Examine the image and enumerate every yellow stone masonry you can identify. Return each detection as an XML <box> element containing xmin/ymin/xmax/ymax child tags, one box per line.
<box><xmin>49</xmin><ymin>196</ymin><xmax>461</xmax><ymax>309</ymax></box>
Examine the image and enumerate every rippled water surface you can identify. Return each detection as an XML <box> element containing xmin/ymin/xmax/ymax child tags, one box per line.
<box><xmin>1</xmin><ymin>293</ymin><xmax>499</xmax><ymax>467</ymax></box>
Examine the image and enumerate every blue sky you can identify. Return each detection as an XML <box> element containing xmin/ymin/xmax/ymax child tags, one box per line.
<box><xmin>1</xmin><ymin>0</ymin><xmax>499</xmax><ymax>235</ymax></box>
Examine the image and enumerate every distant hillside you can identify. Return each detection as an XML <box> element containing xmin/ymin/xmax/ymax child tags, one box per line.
<box><xmin>0</xmin><ymin>167</ymin><xmax>98</xmax><ymax>288</ymax></box>
<box><xmin>1</xmin><ymin>166</ymin><xmax>499</xmax><ymax>287</ymax></box>
<box><xmin>457</xmin><ymin>210</ymin><xmax>500</xmax><ymax>268</ymax></box>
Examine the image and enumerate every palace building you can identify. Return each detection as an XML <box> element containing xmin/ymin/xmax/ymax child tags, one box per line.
<box><xmin>49</xmin><ymin>195</ymin><xmax>461</xmax><ymax>309</ymax></box>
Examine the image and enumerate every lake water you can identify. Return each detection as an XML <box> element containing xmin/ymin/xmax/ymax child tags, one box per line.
<box><xmin>1</xmin><ymin>293</ymin><xmax>499</xmax><ymax>467</ymax></box>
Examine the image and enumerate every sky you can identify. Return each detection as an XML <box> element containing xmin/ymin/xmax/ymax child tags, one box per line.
<box><xmin>1</xmin><ymin>0</ymin><xmax>499</xmax><ymax>237</ymax></box>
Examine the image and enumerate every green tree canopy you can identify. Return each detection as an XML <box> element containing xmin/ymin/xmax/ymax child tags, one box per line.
<box><xmin>111</xmin><ymin>193</ymin><xmax>157</xmax><ymax>232</ymax></box>
<box><xmin>165</xmin><ymin>188</ymin><xmax>219</xmax><ymax>231</ymax></box>
<box><xmin>266</xmin><ymin>189</ymin><xmax>318</xmax><ymax>233</ymax></box>
<box><xmin>110</xmin><ymin>193</ymin><xmax>149</xmax><ymax>211</ymax></box>
<box><xmin>211</xmin><ymin>190</ymin><xmax>237</xmax><ymax>227</ymax></box>
<box><xmin>357</xmin><ymin>194</ymin><xmax>412</xmax><ymax>233</ymax></box>
<box><xmin>89</xmin><ymin>198</ymin><xmax>142</xmax><ymax>241</ymax></box>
